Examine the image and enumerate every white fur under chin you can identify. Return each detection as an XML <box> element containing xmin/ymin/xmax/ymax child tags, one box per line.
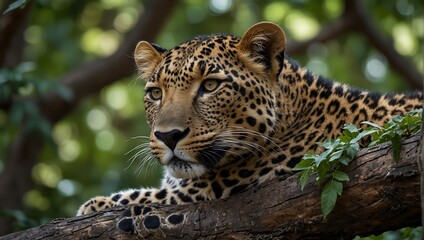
<box><xmin>165</xmin><ymin>162</ymin><xmax>207</xmax><ymax>179</ymax></box>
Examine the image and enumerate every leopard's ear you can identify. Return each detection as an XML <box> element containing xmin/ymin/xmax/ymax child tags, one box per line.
<box><xmin>237</xmin><ymin>22</ymin><xmax>286</xmax><ymax>78</ymax></box>
<box><xmin>134</xmin><ymin>41</ymin><xmax>166</xmax><ymax>81</ymax></box>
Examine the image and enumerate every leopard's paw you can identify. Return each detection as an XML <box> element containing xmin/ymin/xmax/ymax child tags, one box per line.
<box><xmin>77</xmin><ymin>196</ymin><xmax>113</xmax><ymax>216</ymax></box>
<box><xmin>117</xmin><ymin>204</ymin><xmax>186</xmax><ymax>235</ymax></box>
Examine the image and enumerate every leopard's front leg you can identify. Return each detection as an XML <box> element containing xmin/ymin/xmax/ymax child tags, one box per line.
<box><xmin>77</xmin><ymin>187</ymin><xmax>167</xmax><ymax>216</ymax></box>
<box><xmin>76</xmin><ymin>175</ymin><xmax>209</xmax><ymax>216</ymax></box>
<box><xmin>77</xmin><ymin>195</ymin><xmax>114</xmax><ymax>215</ymax></box>
<box><xmin>76</xmin><ymin>179</ymin><xmax>200</xmax><ymax>236</ymax></box>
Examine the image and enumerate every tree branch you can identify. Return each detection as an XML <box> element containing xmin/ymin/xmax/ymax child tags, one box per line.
<box><xmin>286</xmin><ymin>10</ymin><xmax>355</xmax><ymax>56</ymax></box>
<box><xmin>2</xmin><ymin>135</ymin><xmax>421</xmax><ymax>239</ymax></box>
<box><xmin>41</xmin><ymin>0</ymin><xmax>179</xmax><ymax>123</ymax></box>
<box><xmin>0</xmin><ymin>0</ymin><xmax>32</xmax><ymax>67</ymax></box>
<box><xmin>287</xmin><ymin>0</ymin><xmax>423</xmax><ymax>90</ymax></box>
<box><xmin>348</xmin><ymin>0</ymin><xmax>423</xmax><ymax>89</ymax></box>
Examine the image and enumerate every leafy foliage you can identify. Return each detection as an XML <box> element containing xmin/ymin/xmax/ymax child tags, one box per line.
<box><xmin>353</xmin><ymin>227</ymin><xmax>422</xmax><ymax>240</ymax></box>
<box><xmin>0</xmin><ymin>63</ymin><xmax>73</xmax><ymax>140</ymax></box>
<box><xmin>293</xmin><ymin>109</ymin><xmax>422</xmax><ymax>218</ymax></box>
<box><xmin>0</xmin><ymin>209</ymin><xmax>45</xmax><ymax>231</ymax></box>
<box><xmin>363</xmin><ymin>109</ymin><xmax>422</xmax><ymax>161</ymax></box>
<box><xmin>0</xmin><ymin>62</ymin><xmax>36</xmax><ymax>102</ymax></box>
<box><xmin>293</xmin><ymin>124</ymin><xmax>373</xmax><ymax>218</ymax></box>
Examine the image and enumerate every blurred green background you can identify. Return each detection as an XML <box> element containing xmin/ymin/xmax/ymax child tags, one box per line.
<box><xmin>0</xmin><ymin>0</ymin><xmax>422</xmax><ymax>238</ymax></box>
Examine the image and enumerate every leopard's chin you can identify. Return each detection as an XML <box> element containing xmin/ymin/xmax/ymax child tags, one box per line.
<box><xmin>165</xmin><ymin>157</ymin><xmax>207</xmax><ymax>179</ymax></box>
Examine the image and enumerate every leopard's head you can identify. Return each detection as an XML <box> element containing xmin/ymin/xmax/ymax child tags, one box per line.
<box><xmin>134</xmin><ymin>22</ymin><xmax>286</xmax><ymax>178</ymax></box>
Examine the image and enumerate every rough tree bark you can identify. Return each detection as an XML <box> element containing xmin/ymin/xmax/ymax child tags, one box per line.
<box><xmin>2</xmin><ymin>134</ymin><xmax>421</xmax><ymax>240</ymax></box>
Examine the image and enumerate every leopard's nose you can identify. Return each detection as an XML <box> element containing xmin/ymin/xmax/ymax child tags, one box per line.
<box><xmin>154</xmin><ymin>128</ymin><xmax>190</xmax><ymax>151</ymax></box>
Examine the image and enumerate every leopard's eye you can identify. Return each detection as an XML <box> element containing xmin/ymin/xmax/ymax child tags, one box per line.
<box><xmin>147</xmin><ymin>87</ymin><xmax>162</xmax><ymax>100</ymax></box>
<box><xmin>201</xmin><ymin>79</ymin><xmax>219</xmax><ymax>93</ymax></box>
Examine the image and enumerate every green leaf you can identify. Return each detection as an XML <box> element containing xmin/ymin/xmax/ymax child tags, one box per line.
<box><xmin>315</xmin><ymin>153</ymin><xmax>328</xmax><ymax>167</ymax></box>
<box><xmin>361</xmin><ymin>121</ymin><xmax>383</xmax><ymax>129</ymax></box>
<box><xmin>351</xmin><ymin>130</ymin><xmax>375</xmax><ymax>143</ymax></box>
<box><xmin>391</xmin><ymin>134</ymin><xmax>402</xmax><ymax>162</ymax></box>
<box><xmin>345</xmin><ymin>143</ymin><xmax>359</xmax><ymax>158</ymax></box>
<box><xmin>333</xmin><ymin>170</ymin><xmax>349</xmax><ymax>182</ymax></box>
<box><xmin>343</xmin><ymin>124</ymin><xmax>359</xmax><ymax>133</ymax></box>
<box><xmin>292</xmin><ymin>157</ymin><xmax>314</xmax><ymax>171</ymax></box>
<box><xmin>391</xmin><ymin>115</ymin><xmax>403</xmax><ymax>124</ymax></box>
<box><xmin>315</xmin><ymin>162</ymin><xmax>329</xmax><ymax>184</ymax></box>
<box><xmin>321</xmin><ymin>180</ymin><xmax>343</xmax><ymax>218</ymax></box>
<box><xmin>338</xmin><ymin>135</ymin><xmax>351</xmax><ymax>143</ymax></box>
<box><xmin>298</xmin><ymin>168</ymin><xmax>312</xmax><ymax>191</ymax></box>
<box><xmin>338</xmin><ymin>156</ymin><xmax>350</xmax><ymax>165</ymax></box>
<box><xmin>377</xmin><ymin>131</ymin><xmax>395</xmax><ymax>143</ymax></box>
<box><xmin>328</xmin><ymin>150</ymin><xmax>343</xmax><ymax>162</ymax></box>
<box><xmin>317</xmin><ymin>139</ymin><xmax>335</xmax><ymax>150</ymax></box>
<box><xmin>334</xmin><ymin>181</ymin><xmax>343</xmax><ymax>195</ymax></box>
<box><xmin>3</xmin><ymin>0</ymin><xmax>29</xmax><ymax>15</ymax></box>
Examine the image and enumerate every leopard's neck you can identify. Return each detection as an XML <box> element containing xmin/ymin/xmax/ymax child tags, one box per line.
<box><xmin>275</xmin><ymin>57</ymin><xmax>423</xmax><ymax>142</ymax></box>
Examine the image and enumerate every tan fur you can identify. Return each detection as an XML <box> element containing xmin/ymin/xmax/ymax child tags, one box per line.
<box><xmin>134</xmin><ymin>41</ymin><xmax>162</xmax><ymax>81</ymax></box>
<box><xmin>237</xmin><ymin>22</ymin><xmax>286</xmax><ymax>79</ymax></box>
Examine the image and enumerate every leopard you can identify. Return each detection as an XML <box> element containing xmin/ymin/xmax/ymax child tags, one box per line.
<box><xmin>76</xmin><ymin>22</ymin><xmax>423</xmax><ymax>235</ymax></box>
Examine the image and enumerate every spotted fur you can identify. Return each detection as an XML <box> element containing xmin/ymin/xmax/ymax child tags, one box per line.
<box><xmin>77</xmin><ymin>22</ymin><xmax>423</xmax><ymax>234</ymax></box>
